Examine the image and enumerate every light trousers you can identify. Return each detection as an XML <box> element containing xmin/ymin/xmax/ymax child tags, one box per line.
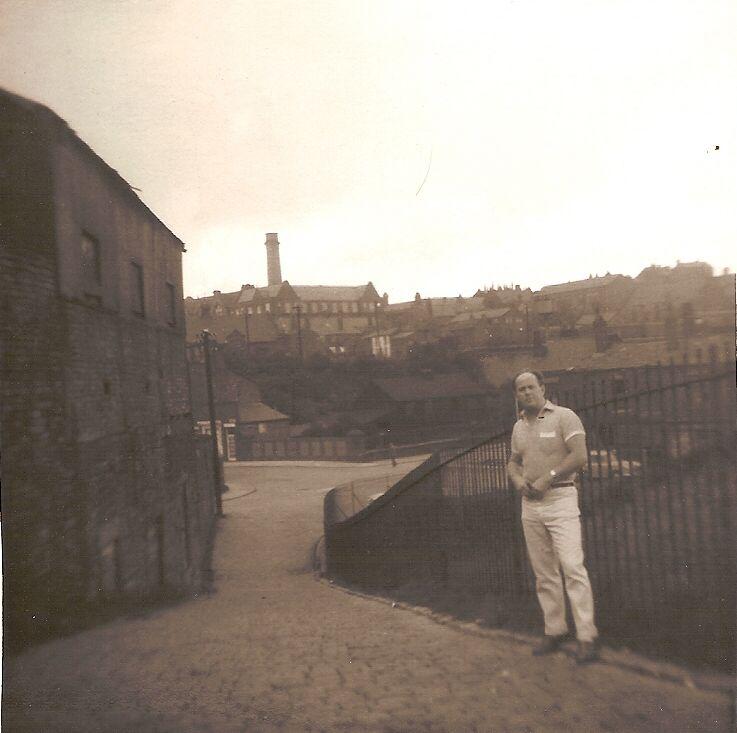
<box><xmin>521</xmin><ymin>487</ymin><xmax>598</xmax><ymax>642</ymax></box>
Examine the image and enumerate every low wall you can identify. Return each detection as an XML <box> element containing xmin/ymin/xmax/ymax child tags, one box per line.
<box><xmin>246</xmin><ymin>435</ymin><xmax>367</xmax><ymax>461</ymax></box>
<box><xmin>2</xmin><ymin>431</ymin><xmax>218</xmax><ymax>652</ymax></box>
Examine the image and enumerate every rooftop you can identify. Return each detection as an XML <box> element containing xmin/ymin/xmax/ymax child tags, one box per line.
<box><xmin>481</xmin><ymin>335</ymin><xmax>733</xmax><ymax>386</ymax></box>
<box><xmin>291</xmin><ymin>284</ymin><xmax>378</xmax><ymax>302</ymax></box>
<box><xmin>185</xmin><ymin>312</ymin><xmax>284</xmax><ymax>343</ymax></box>
<box><xmin>449</xmin><ymin>307</ymin><xmax>512</xmax><ymax>324</ymax></box>
<box><xmin>2</xmin><ymin>88</ymin><xmax>186</xmax><ymax>251</ymax></box>
<box><xmin>539</xmin><ymin>274</ymin><xmax>630</xmax><ymax>295</ymax></box>
<box><xmin>238</xmin><ymin>402</ymin><xmax>290</xmax><ymax>423</ymax></box>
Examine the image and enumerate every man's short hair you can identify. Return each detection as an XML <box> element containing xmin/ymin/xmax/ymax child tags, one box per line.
<box><xmin>512</xmin><ymin>369</ymin><xmax>545</xmax><ymax>390</ymax></box>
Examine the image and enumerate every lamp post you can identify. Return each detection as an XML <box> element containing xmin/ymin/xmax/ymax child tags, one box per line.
<box><xmin>201</xmin><ymin>329</ymin><xmax>224</xmax><ymax>517</ymax></box>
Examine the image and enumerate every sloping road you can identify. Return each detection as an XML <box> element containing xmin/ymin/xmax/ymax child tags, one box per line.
<box><xmin>3</xmin><ymin>460</ymin><xmax>733</xmax><ymax>732</ymax></box>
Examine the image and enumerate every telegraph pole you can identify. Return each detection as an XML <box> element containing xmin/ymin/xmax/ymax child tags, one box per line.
<box><xmin>294</xmin><ymin>305</ymin><xmax>304</xmax><ymax>364</ymax></box>
<box><xmin>201</xmin><ymin>330</ymin><xmax>224</xmax><ymax>517</ymax></box>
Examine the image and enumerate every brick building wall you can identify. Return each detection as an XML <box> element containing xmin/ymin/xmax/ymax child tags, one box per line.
<box><xmin>1</xmin><ymin>90</ymin><xmax>216</xmax><ymax>649</ymax></box>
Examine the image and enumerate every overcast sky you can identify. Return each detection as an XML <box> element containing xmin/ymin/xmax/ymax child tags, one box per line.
<box><xmin>2</xmin><ymin>1</ymin><xmax>735</xmax><ymax>302</ymax></box>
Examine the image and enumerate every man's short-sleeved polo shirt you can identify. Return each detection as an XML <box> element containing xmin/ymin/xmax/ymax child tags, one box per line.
<box><xmin>510</xmin><ymin>400</ymin><xmax>586</xmax><ymax>484</ymax></box>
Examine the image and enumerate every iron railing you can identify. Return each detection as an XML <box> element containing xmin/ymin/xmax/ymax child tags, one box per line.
<box><xmin>325</xmin><ymin>349</ymin><xmax>737</xmax><ymax>670</ymax></box>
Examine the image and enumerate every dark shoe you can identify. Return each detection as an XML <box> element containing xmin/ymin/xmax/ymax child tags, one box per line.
<box><xmin>576</xmin><ymin>640</ymin><xmax>599</xmax><ymax>664</ymax></box>
<box><xmin>532</xmin><ymin>634</ymin><xmax>567</xmax><ymax>656</ymax></box>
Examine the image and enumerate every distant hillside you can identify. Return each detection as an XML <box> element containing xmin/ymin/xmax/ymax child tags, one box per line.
<box><xmin>222</xmin><ymin>344</ymin><xmax>484</xmax><ymax>423</ymax></box>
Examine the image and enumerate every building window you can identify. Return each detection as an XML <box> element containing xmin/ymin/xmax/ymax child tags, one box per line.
<box><xmin>81</xmin><ymin>231</ymin><xmax>102</xmax><ymax>301</ymax></box>
<box><xmin>352</xmin><ymin>302</ymin><xmax>359</xmax><ymax>313</ymax></box>
<box><xmin>321</xmin><ymin>302</ymin><xmax>328</xmax><ymax>312</ymax></box>
<box><xmin>165</xmin><ymin>282</ymin><xmax>176</xmax><ymax>326</ymax></box>
<box><xmin>81</xmin><ymin>232</ymin><xmax>101</xmax><ymax>285</ymax></box>
<box><xmin>284</xmin><ymin>302</ymin><xmax>292</xmax><ymax>314</ymax></box>
<box><xmin>265</xmin><ymin>302</ymin><xmax>271</xmax><ymax>313</ymax></box>
<box><xmin>247</xmin><ymin>306</ymin><xmax>253</xmax><ymax>315</ymax></box>
<box><xmin>130</xmin><ymin>261</ymin><xmax>144</xmax><ymax>316</ymax></box>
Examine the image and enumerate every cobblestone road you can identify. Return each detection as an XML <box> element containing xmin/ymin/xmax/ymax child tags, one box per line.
<box><xmin>3</xmin><ymin>460</ymin><xmax>734</xmax><ymax>732</ymax></box>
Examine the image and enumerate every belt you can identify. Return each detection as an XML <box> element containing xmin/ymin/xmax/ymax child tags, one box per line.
<box><xmin>550</xmin><ymin>481</ymin><xmax>576</xmax><ymax>489</ymax></box>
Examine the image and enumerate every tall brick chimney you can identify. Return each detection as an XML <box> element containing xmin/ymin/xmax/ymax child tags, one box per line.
<box><xmin>265</xmin><ymin>233</ymin><xmax>282</xmax><ymax>286</ymax></box>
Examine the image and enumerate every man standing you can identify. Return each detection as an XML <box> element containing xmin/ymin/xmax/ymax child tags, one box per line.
<box><xmin>507</xmin><ymin>370</ymin><xmax>599</xmax><ymax>663</ymax></box>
